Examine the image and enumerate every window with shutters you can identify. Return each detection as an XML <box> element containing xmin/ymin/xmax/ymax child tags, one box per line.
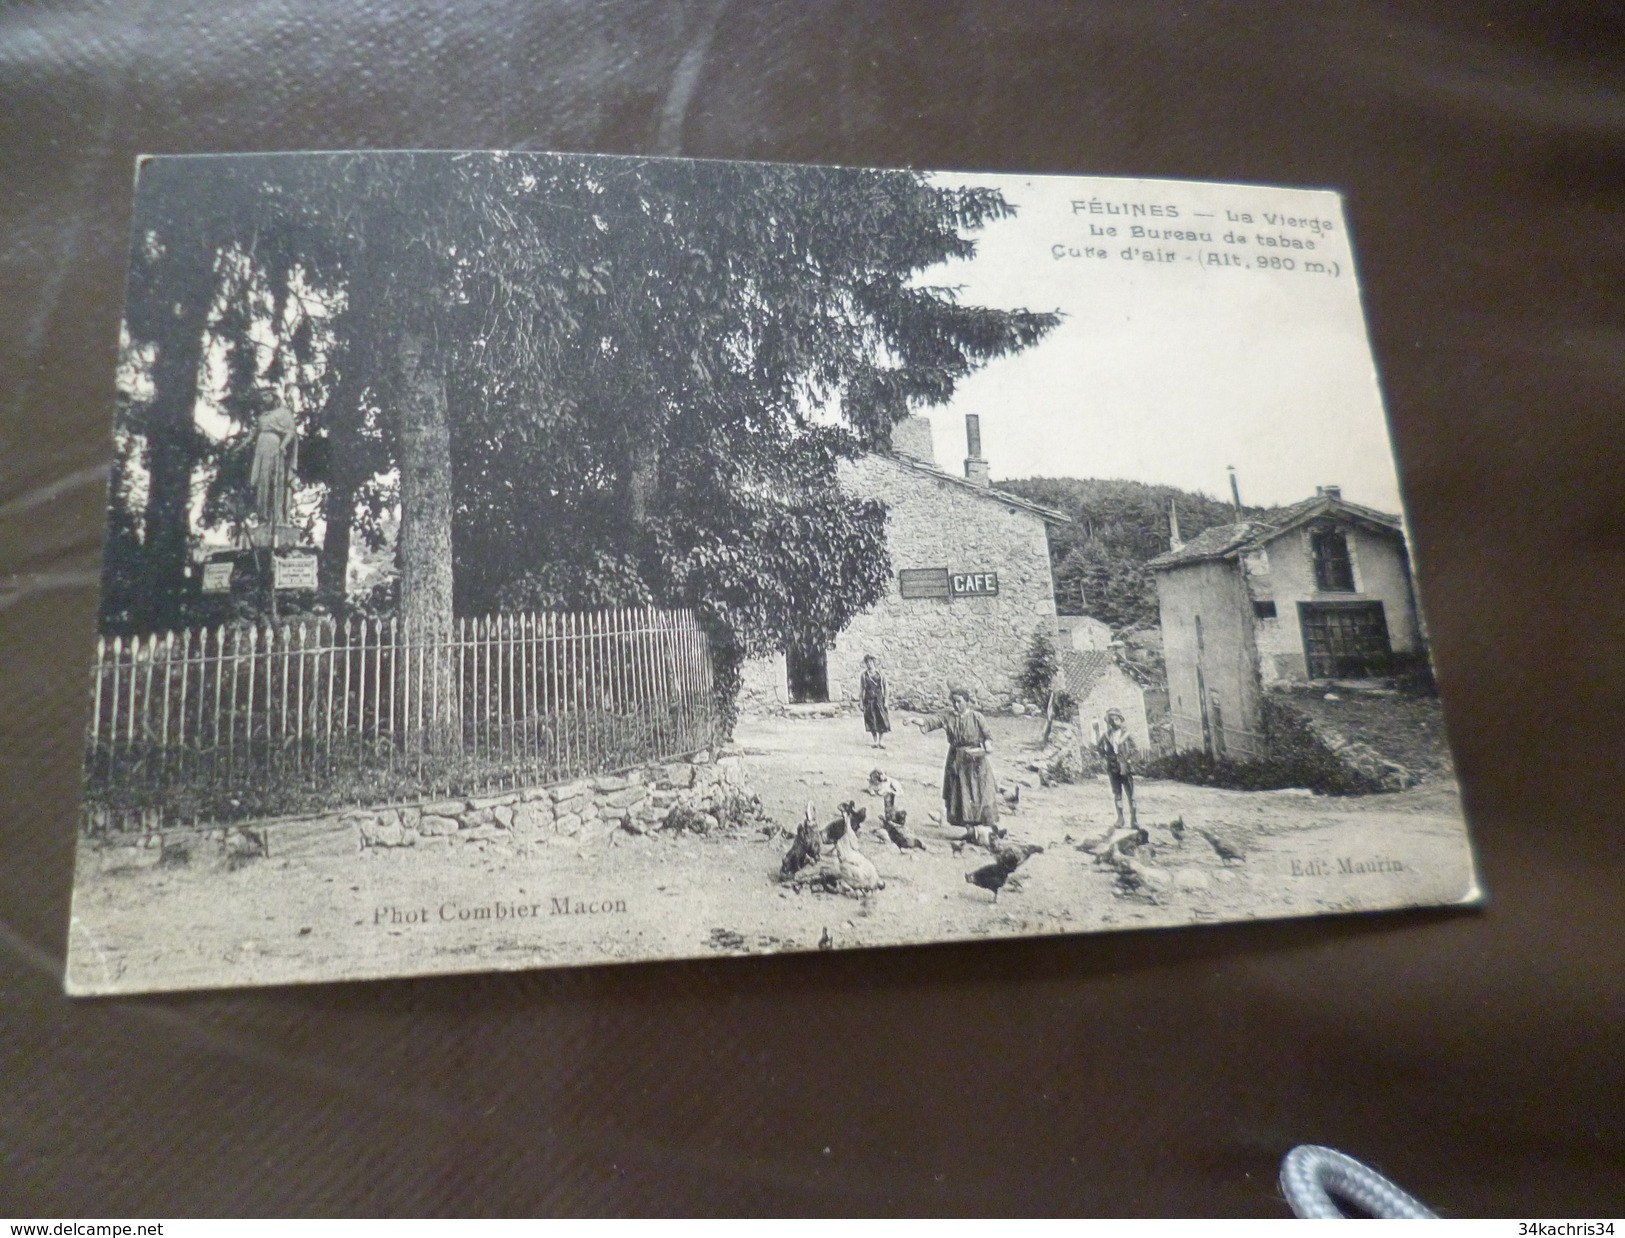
<box><xmin>1311</xmin><ymin>527</ymin><xmax>1356</xmax><ymax>592</ymax></box>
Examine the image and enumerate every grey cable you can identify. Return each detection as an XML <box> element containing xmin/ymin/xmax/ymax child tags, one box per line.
<box><xmin>1280</xmin><ymin>1144</ymin><xmax>1439</xmax><ymax>1219</ymax></box>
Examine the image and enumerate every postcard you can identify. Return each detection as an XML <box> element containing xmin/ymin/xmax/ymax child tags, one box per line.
<box><xmin>66</xmin><ymin>151</ymin><xmax>1480</xmax><ymax>994</ymax></box>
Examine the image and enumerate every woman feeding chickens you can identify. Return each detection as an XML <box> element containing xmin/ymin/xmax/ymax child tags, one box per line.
<box><xmin>912</xmin><ymin>687</ymin><xmax>1000</xmax><ymax>833</ymax></box>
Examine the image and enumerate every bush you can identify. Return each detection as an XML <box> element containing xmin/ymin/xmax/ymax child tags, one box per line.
<box><xmin>1051</xmin><ymin>689</ymin><xmax>1079</xmax><ymax>723</ymax></box>
<box><xmin>711</xmin><ymin>786</ymin><xmax>766</xmax><ymax>831</ymax></box>
<box><xmin>1020</xmin><ymin>630</ymin><xmax>1059</xmax><ymax>701</ymax></box>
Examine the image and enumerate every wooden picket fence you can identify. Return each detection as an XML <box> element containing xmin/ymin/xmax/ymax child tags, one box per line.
<box><xmin>81</xmin><ymin>607</ymin><xmax>719</xmax><ymax>830</ymax></box>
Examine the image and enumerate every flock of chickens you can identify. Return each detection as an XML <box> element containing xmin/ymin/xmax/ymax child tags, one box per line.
<box><xmin>777</xmin><ymin>775</ymin><xmax>1045</xmax><ymax>904</ymax></box>
<box><xmin>777</xmin><ymin>766</ymin><xmax>1249</xmax><ymax>919</ymax></box>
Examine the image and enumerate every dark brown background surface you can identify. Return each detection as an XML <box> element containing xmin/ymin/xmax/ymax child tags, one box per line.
<box><xmin>2</xmin><ymin>1</ymin><xmax>1622</xmax><ymax>1217</ymax></box>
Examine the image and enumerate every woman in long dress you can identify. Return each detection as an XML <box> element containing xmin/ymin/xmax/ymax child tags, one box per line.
<box><xmin>914</xmin><ymin>687</ymin><xmax>999</xmax><ymax>830</ymax></box>
<box><xmin>250</xmin><ymin>399</ymin><xmax>299</xmax><ymax>525</ymax></box>
<box><xmin>859</xmin><ymin>654</ymin><xmax>890</xmax><ymax>748</ymax></box>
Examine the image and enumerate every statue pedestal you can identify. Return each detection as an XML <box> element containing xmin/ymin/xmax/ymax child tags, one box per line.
<box><xmin>246</xmin><ymin>522</ymin><xmax>307</xmax><ymax>551</ymax></box>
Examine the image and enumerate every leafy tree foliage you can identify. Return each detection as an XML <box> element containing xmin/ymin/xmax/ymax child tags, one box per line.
<box><xmin>105</xmin><ymin>153</ymin><xmax>1059</xmax><ymax>725</ymax></box>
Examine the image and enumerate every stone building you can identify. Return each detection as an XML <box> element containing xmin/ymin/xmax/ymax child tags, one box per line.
<box><xmin>1057</xmin><ymin>649</ymin><xmax>1150</xmax><ymax>750</ymax></box>
<box><xmin>1147</xmin><ymin>486</ymin><xmax>1423</xmax><ymax>759</ymax></box>
<box><xmin>738</xmin><ymin>415</ymin><xmax>1067</xmax><ymax>714</ymax></box>
<box><xmin>1055</xmin><ymin>613</ymin><xmax>1113</xmax><ymax>652</ymax></box>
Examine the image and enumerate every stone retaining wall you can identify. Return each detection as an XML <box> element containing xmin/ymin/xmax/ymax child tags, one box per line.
<box><xmin>350</xmin><ymin>749</ymin><xmax>750</xmax><ymax>849</ymax></box>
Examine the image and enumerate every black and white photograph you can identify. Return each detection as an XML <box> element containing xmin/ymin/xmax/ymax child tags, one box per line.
<box><xmin>67</xmin><ymin>151</ymin><xmax>1481</xmax><ymax>994</ymax></box>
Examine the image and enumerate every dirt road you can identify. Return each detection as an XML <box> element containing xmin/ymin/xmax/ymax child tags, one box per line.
<box><xmin>66</xmin><ymin>709</ymin><xmax>1480</xmax><ymax>994</ymax></box>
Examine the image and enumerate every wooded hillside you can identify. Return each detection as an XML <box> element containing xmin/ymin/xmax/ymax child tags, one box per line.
<box><xmin>997</xmin><ymin>476</ymin><xmax>1279</xmax><ymax>630</ymax></box>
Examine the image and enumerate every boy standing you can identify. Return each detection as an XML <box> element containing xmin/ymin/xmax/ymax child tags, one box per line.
<box><xmin>1093</xmin><ymin>708</ymin><xmax>1139</xmax><ymax>828</ymax></box>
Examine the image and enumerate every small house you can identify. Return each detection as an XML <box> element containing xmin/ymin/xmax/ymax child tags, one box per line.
<box><xmin>1147</xmin><ymin>486</ymin><xmax>1424</xmax><ymax>759</ymax></box>
<box><xmin>1057</xmin><ymin>649</ymin><xmax>1149</xmax><ymax>751</ymax></box>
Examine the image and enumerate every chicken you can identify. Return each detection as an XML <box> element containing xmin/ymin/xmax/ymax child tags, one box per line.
<box><xmin>880</xmin><ymin>791</ymin><xmax>926</xmax><ymax>851</ymax></box>
<box><xmin>967</xmin><ymin>824</ymin><xmax>1001</xmax><ymax>849</ymax></box>
<box><xmin>866</xmin><ymin>769</ymin><xmax>899</xmax><ymax>798</ymax></box>
<box><xmin>779</xmin><ymin>804</ymin><xmax>823</xmax><ymax>880</ymax></box>
<box><xmin>997</xmin><ymin>783</ymin><xmax>1021</xmax><ymax>814</ymax></box>
<box><xmin>832</xmin><ymin>829</ymin><xmax>885</xmax><ymax>892</ymax></box>
<box><xmin>883</xmin><ymin>820</ymin><xmax>925</xmax><ymax>851</ymax></box>
<box><xmin>1169</xmin><ymin>816</ymin><xmax>1186</xmax><ymax>844</ymax></box>
<box><xmin>1095</xmin><ymin>847</ymin><xmax>1152</xmax><ymax>899</ymax></box>
<box><xmin>1199</xmin><ymin>827</ymin><xmax>1245</xmax><ymax>865</ymax></box>
<box><xmin>1116</xmin><ymin>826</ymin><xmax>1150</xmax><ymax>858</ymax></box>
<box><xmin>822</xmin><ymin>800</ymin><xmax>868</xmax><ymax>845</ymax></box>
<box><xmin>966</xmin><ymin>841</ymin><xmax>1042</xmax><ymax>902</ymax></box>
<box><xmin>993</xmin><ymin>839</ymin><xmax>1045</xmax><ymax>868</ymax></box>
<box><xmin>818</xmin><ymin>926</ymin><xmax>834</xmax><ymax>950</ymax></box>
<box><xmin>966</xmin><ymin>851</ymin><xmax>1022</xmax><ymax>902</ymax></box>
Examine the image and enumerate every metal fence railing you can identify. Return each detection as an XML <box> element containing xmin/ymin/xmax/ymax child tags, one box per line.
<box><xmin>81</xmin><ymin>607</ymin><xmax>719</xmax><ymax>831</ymax></box>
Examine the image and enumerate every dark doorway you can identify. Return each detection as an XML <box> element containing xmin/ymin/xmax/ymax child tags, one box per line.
<box><xmin>786</xmin><ymin>640</ymin><xmax>830</xmax><ymax>704</ymax></box>
<box><xmin>1300</xmin><ymin>602</ymin><xmax>1392</xmax><ymax>678</ymax></box>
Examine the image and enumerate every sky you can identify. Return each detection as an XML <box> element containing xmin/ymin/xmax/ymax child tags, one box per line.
<box><xmin>916</xmin><ymin>172</ymin><xmax>1406</xmax><ymax>515</ymax></box>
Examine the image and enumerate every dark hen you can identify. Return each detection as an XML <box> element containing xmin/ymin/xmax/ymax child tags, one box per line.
<box><xmin>880</xmin><ymin>791</ymin><xmax>925</xmax><ymax>851</ymax></box>
<box><xmin>993</xmin><ymin>839</ymin><xmax>1045</xmax><ymax>867</ymax></box>
<box><xmin>823</xmin><ymin>800</ymin><xmax>867</xmax><ymax>844</ymax></box>
<box><xmin>779</xmin><ymin>804</ymin><xmax>823</xmax><ymax>880</ymax></box>
<box><xmin>966</xmin><ymin>843</ymin><xmax>1040</xmax><ymax>903</ymax></box>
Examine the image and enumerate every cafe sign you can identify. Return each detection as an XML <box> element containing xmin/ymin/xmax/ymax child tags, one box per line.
<box><xmin>899</xmin><ymin>567</ymin><xmax>1001</xmax><ymax>600</ymax></box>
<box><xmin>950</xmin><ymin>570</ymin><xmax>999</xmax><ymax>598</ymax></box>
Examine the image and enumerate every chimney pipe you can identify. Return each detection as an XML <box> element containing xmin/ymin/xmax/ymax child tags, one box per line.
<box><xmin>964</xmin><ymin>414</ymin><xmax>990</xmax><ymax>487</ymax></box>
<box><xmin>1169</xmin><ymin>499</ymin><xmax>1183</xmax><ymax>550</ymax></box>
<box><xmin>1228</xmin><ymin>465</ymin><xmax>1242</xmax><ymax>518</ymax></box>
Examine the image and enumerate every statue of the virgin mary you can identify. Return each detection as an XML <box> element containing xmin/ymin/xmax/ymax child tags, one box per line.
<box><xmin>248</xmin><ymin>393</ymin><xmax>298</xmax><ymax>527</ymax></box>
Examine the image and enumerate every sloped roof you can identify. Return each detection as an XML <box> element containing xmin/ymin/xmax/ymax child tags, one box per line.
<box><xmin>1058</xmin><ymin>649</ymin><xmax>1118</xmax><ymax>700</ymax></box>
<box><xmin>1145</xmin><ymin>521</ymin><xmax>1273</xmax><ymax>569</ymax></box>
<box><xmin>879</xmin><ymin>452</ymin><xmax>1071</xmax><ymax>525</ymax></box>
<box><xmin>1262</xmin><ymin>493</ymin><xmax>1403</xmax><ymax>539</ymax></box>
<box><xmin>1146</xmin><ymin>495</ymin><xmax>1403</xmax><ymax>571</ymax></box>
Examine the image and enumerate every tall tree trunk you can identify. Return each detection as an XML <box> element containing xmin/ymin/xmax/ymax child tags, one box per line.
<box><xmin>397</xmin><ymin>331</ymin><xmax>454</xmax><ymax>638</ymax></box>
<box><xmin>396</xmin><ymin>330</ymin><xmax>457</xmax><ymax>749</ymax></box>
<box><xmin>318</xmin><ymin>477</ymin><xmax>355</xmax><ymax>604</ymax></box>
<box><xmin>315</xmin><ymin>341</ymin><xmax>373</xmax><ymax>608</ymax></box>
<box><xmin>626</xmin><ymin>440</ymin><xmax>660</xmax><ymax>530</ymax></box>
<box><xmin>141</xmin><ymin>295</ymin><xmax>210</xmax><ymax>631</ymax></box>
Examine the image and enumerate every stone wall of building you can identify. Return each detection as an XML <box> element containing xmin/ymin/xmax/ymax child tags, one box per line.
<box><xmin>741</xmin><ymin>453</ymin><xmax>1060</xmax><ymax>714</ymax></box>
<box><xmin>1076</xmin><ymin>666</ymin><xmax>1151</xmax><ymax>752</ymax></box>
<box><xmin>1155</xmin><ymin>558</ymin><xmax>1266</xmax><ymax>759</ymax></box>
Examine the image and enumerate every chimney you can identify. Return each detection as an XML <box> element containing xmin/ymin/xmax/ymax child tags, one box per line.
<box><xmin>1228</xmin><ymin>465</ymin><xmax>1243</xmax><ymax>518</ymax></box>
<box><xmin>1317</xmin><ymin>484</ymin><xmax>1342</xmax><ymax>500</ymax></box>
<box><xmin>890</xmin><ymin>415</ymin><xmax>936</xmax><ymax>465</ymax></box>
<box><xmin>1169</xmin><ymin>499</ymin><xmax>1184</xmax><ymax>550</ymax></box>
<box><xmin>964</xmin><ymin>414</ymin><xmax>990</xmax><ymax>487</ymax></box>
